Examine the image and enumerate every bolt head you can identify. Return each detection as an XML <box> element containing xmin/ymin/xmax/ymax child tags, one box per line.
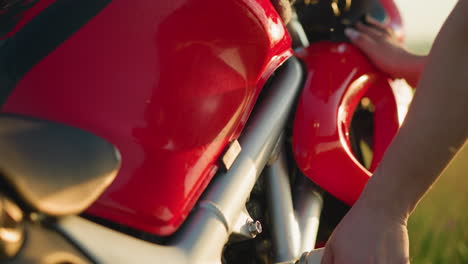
<box><xmin>248</xmin><ymin>220</ymin><xmax>262</xmax><ymax>237</ymax></box>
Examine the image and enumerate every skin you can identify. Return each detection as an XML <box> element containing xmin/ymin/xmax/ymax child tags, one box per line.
<box><xmin>322</xmin><ymin>1</ymin><xmax>468</xmax><ymax>263</ymax></box>
<box><xmin>345</xmin><ymin>17</ymin><xmax>427</xmax><ymax>87</ymax></box>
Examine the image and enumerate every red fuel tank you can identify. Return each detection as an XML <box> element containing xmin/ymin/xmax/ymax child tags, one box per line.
<box><xmin>2</xmin><ymin>0</ymin><xmax>292</xmax><ymax>236</ymax></box>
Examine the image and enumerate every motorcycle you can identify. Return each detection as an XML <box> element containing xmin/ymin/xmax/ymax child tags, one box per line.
<box><xmin>0</xmin><ymin>0</ymin><xmax>413</xmax><ymax>263</ymax></box>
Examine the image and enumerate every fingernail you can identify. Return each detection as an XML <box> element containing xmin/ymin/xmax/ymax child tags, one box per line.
<box><xmin>345</xmin><ymin>28</ymin><xmax>360</xmax><ymax>40</ymax></box>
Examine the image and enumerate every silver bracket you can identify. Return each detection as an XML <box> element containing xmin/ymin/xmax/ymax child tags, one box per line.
<box><xmin>221</xmin><ymin>140</ymin><xmax>242</xmax><ymax>170</ymax></box>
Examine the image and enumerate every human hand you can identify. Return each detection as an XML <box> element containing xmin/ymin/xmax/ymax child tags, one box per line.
<box><xmin>345</xmin><ymin>18</ymin><xmax>426</xmax><ymax>87</ymax></box>
<box><xmin>321</xmin><ymin>196</ymin><xmax>410</xmax><ymax>264</ymax></box>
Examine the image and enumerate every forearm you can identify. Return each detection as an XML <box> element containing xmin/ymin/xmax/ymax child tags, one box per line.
<box><xmin>358</xmin><ymin>0</ymin><xmax>468</xmax><ymax>221</ymax></box>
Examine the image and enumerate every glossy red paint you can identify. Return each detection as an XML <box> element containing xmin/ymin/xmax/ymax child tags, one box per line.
<box><xmin>293</xmin><ymin>42</ymin><xmax>400</xmax><ymax>206</ymax></box>
<box><xmin>2</xmin><ymin>0</ymin><xmax>292</xmax><ymax>236</ymax></box>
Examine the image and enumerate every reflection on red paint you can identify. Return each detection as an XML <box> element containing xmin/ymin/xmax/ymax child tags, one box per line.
<box><xmin>2</xmin><ymin>0</ymin><xmax>291</xmax><ymax>236</ymax></box>
<box><xmin>293</xmin><ymin>42</ymin><xmax>400</xmax><ymax>206</ymax></box>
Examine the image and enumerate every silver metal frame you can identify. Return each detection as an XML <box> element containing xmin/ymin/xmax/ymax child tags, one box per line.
<box><xmin>294</xmin><ymin>176</ymin><xmax>323</xmax><ymax>254</ymax></box>
<box><xmin>59</xmin><ymin>57</ymin><xmax>324</xmax><ymax>264</ymax></box>
<box><xmin>287</xmin><ymin>10</ymin><xmax>310</xmax><ymax>50</ymax></box>
<box><xmin>266</xmin><ymin>147</ymin><xmax>323</xmax><ymax>264</ymax></box>
<box><xmin>266</xmin><ymin>149</ymin><xmax>301</xmax><ymax>262</ymax></box>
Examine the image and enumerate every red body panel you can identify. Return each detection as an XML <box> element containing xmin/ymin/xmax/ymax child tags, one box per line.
<box><xmin>2</xmin><ymin>0</ymin><xmax>292</xmax><ymax>236</ymax></box>
<box><xmin>292</xmin><ymin>0</ymin><xmax>405</xmax><ymax>206</ymax></box>
<box><xmin>293</xmin><ymin>42</ymin><xmax>400</xmax><ymax>205</ymax></box>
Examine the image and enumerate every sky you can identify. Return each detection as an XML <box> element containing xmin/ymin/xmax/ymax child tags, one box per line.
<box><xmin>394</xmin><ymin>0</ymin><xmax>458</xmax><ymax>46</ymax></box>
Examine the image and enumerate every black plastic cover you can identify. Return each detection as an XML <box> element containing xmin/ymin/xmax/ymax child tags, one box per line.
<box><xmin>0</xmin><ymin>114</ymin><xmax>120</xmax><ymax>216</ymax></box>
<box><xmin>294</xmin><ymin>0</ymin><xmax>386</xmax><ymax>42</ymax></box>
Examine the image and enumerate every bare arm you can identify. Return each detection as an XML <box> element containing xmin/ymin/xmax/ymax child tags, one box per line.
<box><xmin>323</xmin><ymin>1</ymin><xmax>468</xmax><ymax>263</ymax></box>
<box><xmin>362</xmin><ymin>0</ymin><xmax>468</xmax><ymax>222</ymax></box>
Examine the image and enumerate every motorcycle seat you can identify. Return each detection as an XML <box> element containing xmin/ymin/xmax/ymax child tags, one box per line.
<box><xmin>0</xmin><ymin>114</ymin><xmax>120</xmax><ymax>216</ymax></box>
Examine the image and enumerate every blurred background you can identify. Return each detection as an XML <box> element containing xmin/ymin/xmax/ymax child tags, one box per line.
<box><xmin>394</xmin><ymin>1</ymin><xmax>468</xmax><ymax>263</ymax></box>
<box><xmin>395</xmin><ymin>0</ymin><xmax>457</xmax><ymax>52</ymax></box>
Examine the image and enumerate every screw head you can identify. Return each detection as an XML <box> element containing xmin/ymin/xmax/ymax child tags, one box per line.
<box><xmin>247</xmin><ymin>220</ymin><xmax>262</xmax><ymax>238</ymax></box>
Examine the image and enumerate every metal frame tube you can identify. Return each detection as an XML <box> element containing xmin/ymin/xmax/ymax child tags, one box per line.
<box><xmin>59</xmin><ymin>57</ymin><xmax>305</xmax><ymax>264</ymax></box>
<box><xmin>267</xmin><ymin>153</ymin><xmax>323</xmax><ymax>264</ymax></box>
<box><xmin>287</xmin><ymin>10</ymin><xmax>310</xmax><ymax>49</ymax></box>
<box><xmin>266</xmin><ymin>150</ymin><xmax>301</xmax><ymax>262</ymax></box>
<box><xmin>294</xmin><ymin>175</ymin><xmax>323</xmax><ymax>254</ymax></box>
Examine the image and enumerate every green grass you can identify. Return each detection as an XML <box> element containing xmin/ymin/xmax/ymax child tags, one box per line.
<box><xmin>406</xmin><ymin>41</ymin><xmax>433</xmax><ymax>55</ymax></box>
<box><xmin>408</xmin><ymin>146</ymin><xmax>468</xmax><ymax>264</ymax></box>
<box><xmin>403</xmin><ymin>41</ymin><xmax>468</xmax><ymax>263</ymax></box>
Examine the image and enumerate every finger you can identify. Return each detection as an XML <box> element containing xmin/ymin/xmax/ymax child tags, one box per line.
<box><xmin>345</xmin><ymin>28</ymin><xmax>375</xmax><ymax>49</ymax></box>
<box><xmin>366</xmin><ymin>16</ymin><xmax>390</xmax><ymax>29</ymax></box>
<box><xmin>366</xmin><ymin>16</ymin><xmax>386</xmax><ymax>27</ymax></box>
<box><xmin>356</xmin><ymin>22</ymin><xmax>388</xmax><ymax>40</ymax></box>
<box><xmin>321</xmin><ymin>247</ymin><xmax>334</xmax><ymax>264</ymax></box>
<box><xmin>345</xmin><ymin>28</ymin><xmax>382</xmax><ymax>62</ymax></box>
<box><xmin>365</xmin><ymin>16</ymin><xmax>394</xmax><ymax>37</ymax></box>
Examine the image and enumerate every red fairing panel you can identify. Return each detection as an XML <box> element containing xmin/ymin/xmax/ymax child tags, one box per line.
<box><xmin>3</xmin><ymin>0</ymin><xmax>291</xmax><ymax>236</ymax></box>
<box><xmin>292</xmin><ymin>0</ymin><xmax>405</xmax><ymax>206</ymax></box>
<box><xmin>293</xmin><ymin>42</ymin><xmax>400</xmax><ymax>206</ymax></box>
